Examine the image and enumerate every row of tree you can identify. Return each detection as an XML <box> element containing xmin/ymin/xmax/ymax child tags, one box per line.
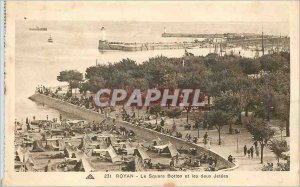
<box><xmin>57</xmin><ymin>52</ymin><xmax>290</xmax><ymax>164</ymax></box>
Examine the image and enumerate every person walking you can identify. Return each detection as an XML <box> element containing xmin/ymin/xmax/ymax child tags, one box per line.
<box><xmin>204</xmin><ymin>132</ymin><xmax>208</xmax><ymax>140</ymax></box>
<box><xmin>250</xmin><ymin>146</ymin><xmax>254</xmax><ymax>158</ymax></box>
<box><xmin>207</xmin><ymin>138</ymin><xmax>211</xmax><ymax>149</ymax></box>
<box><xmin>243</xmin><ymin>145</ymin><xmax>247</xmax><ymax>156</ymax></box>
<box><xmin>254</xmin><ymin>141</ymin><xmax>258</xmax><ymax>147</ymax></box>
<box><xmin>255</xmin><ymin>145</ymin><xmax>260</xmax><ymax>157</ymax></box>
<box><xmin>247</xmin><ymin>149</ymin><xmax>251</xmax><ymax>158</ymax></box>
<box><xmin>203</xmin><ymin>132</ymin><xmax>208</xmax><ymax>145</ymax></box>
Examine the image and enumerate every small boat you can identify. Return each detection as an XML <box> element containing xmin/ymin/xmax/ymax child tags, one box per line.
<box><xmin>48</xmin><ymin>35</ymin><xmax>53</xmax><ymax>43</ymax></box>
<box><xmin>29</xmin><ymin>26</ymin><xmax>47</xmax><ymax>31</ymax></box>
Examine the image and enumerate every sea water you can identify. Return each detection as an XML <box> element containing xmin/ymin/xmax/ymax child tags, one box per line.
<box><xmin>15</xmin><ymin>20</ymin><xmax>289</xmax><ymax>120</ymax></box>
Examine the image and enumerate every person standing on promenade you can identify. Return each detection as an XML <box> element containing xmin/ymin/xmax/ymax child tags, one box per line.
<box><xmin>244</xmin><ymin>145</ymin><xmax>247</xmax><ymax>156</ymax></box>
<box><xmin>203</xmin><ymin>132</ymin><xmax>208</xmax><ymax>145</ymax></box>
<box><xmin>250</xmin><ymin>146</ymin><xmax>254</xmax><ymax>158</ymax></box>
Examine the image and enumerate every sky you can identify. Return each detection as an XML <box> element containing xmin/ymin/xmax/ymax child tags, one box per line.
<box><xmin>8</xmin><ymin>1</ymin><xmax>292</xmax><ymax>23</ymax></box>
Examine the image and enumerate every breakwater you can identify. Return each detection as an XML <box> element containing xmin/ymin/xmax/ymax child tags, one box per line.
<box><xmin>98</xmin><ymin>40</ymin><xmax>198</xmax><ymax>51</ymax></box>
<box><xmin>29</xmin><ymin>93</ymin><xmax>236</xmax><ymax>170</ymax></box>
<box><xmin>162</xmin><ymin>33</ymin><xmax>224</xmax><ymax>38</ymax></box>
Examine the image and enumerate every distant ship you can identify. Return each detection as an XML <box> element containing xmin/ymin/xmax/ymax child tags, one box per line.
<box><xmin>29</xmin><ymin>26</ymin><xmax>47</xmax><ymax>31</ymax></box>
<box><xmin>48</xmin><ymin>35</ymin><xmax>53</xmax><ymax>43</ymax></box>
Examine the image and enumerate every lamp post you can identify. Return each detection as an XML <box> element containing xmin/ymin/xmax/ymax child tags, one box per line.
<box><xmin>198</xmin><ymin>122</ymin><xmax>203</xmax><ymax>138</ymax></box>
<box><xmin>236</xmin><ymin>133</ymin><xmax>239</xmax><ymax>153</ymax></box>
<box><xmin>265</xmin><ymin>72</ymin><xmax>270</xmax><ymax>127</ymax></box>
<box><xmin>236</xmin><ymin>129</ymin><xmax>241</xmax><ymax>153</ymax></box>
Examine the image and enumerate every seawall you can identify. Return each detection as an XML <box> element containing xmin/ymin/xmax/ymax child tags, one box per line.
<box><xmin>162</xmin><ymin>33</ymin><xmax>224</xmax><ymax>38</ymax></box>
<box><xmin>98</xmin><ymin>40</ymin><xmax>198</xmax><ymax>51</ymax></box>
<box><xmin>29</xmin><ymin>93</ymin><xmax>236</xmax><ymax>170</ymax></box>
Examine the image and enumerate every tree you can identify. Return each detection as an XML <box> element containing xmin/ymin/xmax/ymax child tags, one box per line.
<box><xmin>268</xmin><ymin>139</ymin><xmax>289</xmax><ymax>163</ymax></box>
<box><xmin>60</xmin><ymin>53</ymin><xmax>290</xmax><ymax>137</ymax></box>
<box><xmin>259</xmin><ymin>54</ymin><xmax>287</xmax><ymax>72</ymax></box>
<box><xmin>149</xmin><ymin>105</ymin><xmax>162</xmax><ymax>125</ymax></box>
<box><xmin>205</xmin><ymin>110</ymin><xmax>231</xmax><ymax>145</ymax></box>
<box><xmin>261</xmin><ymin>53</ymin><xmax>290</xmax><ymax>136</ymax></box>
<box><xmin>127</xmin><ymin>78</ymin><xmax>148</xmax><ymax>91</ymax></box>
<box><xmin>191</xmin><ymin>112</ymin><xmax>212</xmax><ymax>138</ymax></box>
<box><xmin>239</xmin><ymin>58</ymin><xmax>260</xmax><ymax>75</ymax></box>
<box><xmin>246</xmin><ymin>118</ymin><xmax>275</xmax><ymax>163</ymax></box>
<box><xmin>269</xmin><ymin>70</ymin><xmax>290</xmax><ymax>137</ymax></box>
<box><xmin>213</xmin><ymin>93</ymin><xmax>240</xmax><ymax>134</ymax></box>
<box><xmin>166</xmin><ymin>108</ymin><xmax>182</xmax><ymax>124</ymax></box>
<box><xmin>239</xmin><ymin>78</ymin><xmax>260</xmax><ymax>118</ymax></box>
<box><xmin>57</xmin><ymin>70</ymin><xmax>83</xmax><ymax>97</ymax></box>
<box><xmin>80</xmin><ymin>76</ymin><xmax>105</xmax><ymax>94</ymax></box>
<box><xmin>279</xmin><ymin>123</ymin><xmax>285</xmax><ymax>140</ymax></box>
<box><xmin>191</xmin><ymin>112</ymin><xmax>204</xmax><ymax>128</ymax></box>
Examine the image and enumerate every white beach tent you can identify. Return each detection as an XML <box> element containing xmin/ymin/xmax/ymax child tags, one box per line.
<box><xmin>153</xmin><ymin>142</ymin><xmax>179</xmax><ymax>158</ymax></box>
